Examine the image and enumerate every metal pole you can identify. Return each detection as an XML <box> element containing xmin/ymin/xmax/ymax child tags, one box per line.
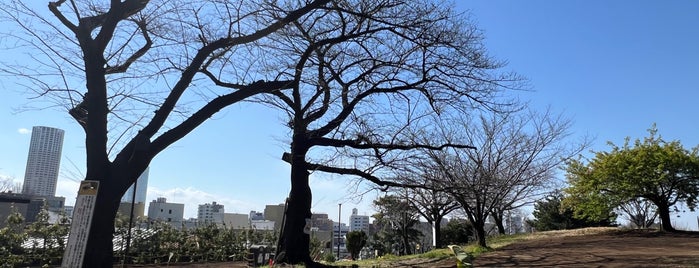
<box><xmin>123</xmin><ymin>179</ymin><xmax>137</xmax><ymax>266</ymax></box>
<box><xmin>337</xmin><ymin>203</ymin><xmax>341</xmax><ymax>259</ymax></box>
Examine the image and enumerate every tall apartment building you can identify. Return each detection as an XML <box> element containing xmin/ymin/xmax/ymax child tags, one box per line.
<box><xmin>147</xmin><ymin>197</ymin><xmax>184</xmax><ymax>228</ymax></box>
<box><xmin>198</xmin><ymin>201</ymin><xmax>225</xmax><ymax>225</ymax></box>
<box><xmin>22</xmin><ymin>126</ymin><xmax>64</xmax><ymax>197</ymax></box>
<box><xmin>118</xmin><ymin>167</ymin><xmax>149</xmax><ymax>217</ymax></box>
<box><xmin>349</xmin><ymin>208</ymin><xmax>370</xmax><ymax>234</ymax></box>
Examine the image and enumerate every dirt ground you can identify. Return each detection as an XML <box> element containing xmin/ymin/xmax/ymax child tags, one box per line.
<box><xmin>473</xmin><ymin>229</ymin><xmax>699</xmax><ymax>268</ymax></box>
<box><xmin>124</xmin><ymin>229</ymin><xmax>699</xmax><ymax>267</ymax></box>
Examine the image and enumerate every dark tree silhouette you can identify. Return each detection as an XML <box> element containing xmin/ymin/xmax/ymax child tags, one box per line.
<box><xmin>0</xmin><ymin>1</ymin><xmax>331</xmax><ymax>266</ymax></box>
<box><xmin>345</xmin><ymin>230</ymin><xmax>367</xmax><ymax>260</ymax></box>
<box><xmin>200</xmin><ymin>0</ymin><xmax>520</xmax><ymax>263</ymax></box>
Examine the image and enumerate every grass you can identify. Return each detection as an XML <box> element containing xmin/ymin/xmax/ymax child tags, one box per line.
<box><xmin>323</xmin><ymin>227</ymin><xmax>621</xmax><ymax>267</ymax></box>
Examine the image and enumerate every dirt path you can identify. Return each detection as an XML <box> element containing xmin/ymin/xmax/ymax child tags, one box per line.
<box><xmin>473</xmin><ymin>230</ymin><xmax>699</xmax><ymax>267</ymax></box>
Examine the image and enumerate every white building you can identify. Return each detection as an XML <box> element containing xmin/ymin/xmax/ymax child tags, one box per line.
<box><xmin>250</xmin><ymin>210</ymin><xmax>264</xmax><ymax>221</ymax></box>
<box><xmin>147</xmin><ymin>197</ymin><xmax>184</xmax><ymax>227</ymax></box>
<box><xmin>198</xmin><ymin>201</ymin><xmax>225</xmax><ymax>225</ymax></box>
<box><xmin>332</xmin><ymin>222</ymin><xmax>350</xmax><ymax>249</ymax></box>
<box><xmin>349</xmin><ymin>208</ymin><xmax>370</xmax><ymax>234</ymax></box>
<box><xmin>223</xmin><ymin>213</ymin><xmax>249</xmax><ymax>229</ymax></box>
<box><xmin>22</xmin><ymin>126</ymin><xmax>64</xmax><ymax>197</ymax></box>
<box><xmin>251</xmin><ymin>220</ymin><xmax>275</xmax><ymax>230</ymax></box>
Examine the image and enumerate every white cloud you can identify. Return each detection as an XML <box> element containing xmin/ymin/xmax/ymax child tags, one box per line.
<box><xmin>146</xmin><ymin>186</ymin><xmax>260</xmax><ymax>219</ymax></box>
<box><xmin>17</xmin><ymin>128</ymin><xmax>30</xmax><ymax>135</ymax></box>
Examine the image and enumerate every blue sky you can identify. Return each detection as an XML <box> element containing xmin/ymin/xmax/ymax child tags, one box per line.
<box><xmin>1</xmin><ymin>1</ymin><xmax>698</xmax><ymax>229</ymax></box>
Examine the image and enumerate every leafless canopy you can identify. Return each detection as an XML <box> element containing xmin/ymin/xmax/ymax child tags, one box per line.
<box><xmin>424</xmin><ymin>108</ymin><xmax>586</xmax><ymax>246</ymax></box>
<box><xmin>205</xmin><ymin>0</ymin><xmax>523</xmax><ymax>190</ymax></box>
<box><xmin>0</xmin><ymin>0</ymin><xmax>330</xmax><ymax>157</ymax></box>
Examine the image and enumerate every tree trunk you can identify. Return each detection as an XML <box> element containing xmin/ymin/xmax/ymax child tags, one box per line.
<box><xmin>473</xmin><ymin>220</ymin><xmax>487</xmax><ymax>248</ymax></box>
<box><xmin>433</xmin><ymin>216</ymin><xmax>443</xmax><ymax>248</ymax></box>
<box><xmin>656</xmin><ymin>203</ymin><xmax>676</xmax><ymax>232</ymax></box>
<box><xmin>81</xmin><ymin>179</ymin><xmax>121</xmax><ymax>267</ymax></box>
<box><xmin>492</xmin><ymin>212</ymin><xmax>506</xmax><ymax>235</ymax></box>
<box><xmin>277</xmin><ymin>139</ymin><xmax>313</xmax><ymax>265</ymax></box>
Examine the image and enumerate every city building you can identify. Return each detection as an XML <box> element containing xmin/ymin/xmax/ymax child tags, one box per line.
<box><xmin>147</xmin><ymin>197</ymin><xmax>184</xmax><ymax>228</ymax></box>
<box><xmin>118</xmin><ymin>167</ymin><xmax>149</xmax><ymax>218</ymax></box>
<box><xmin>0</xmin><ymin>192</ymin><xmax>64</xmax><ymax>226</ymax></box>
<box><xmin>249</xmin><ymin>211</ymin><xmax>264</xmax><ymax>221</ymax></box>
<box><xmin>250</xmin><ymin>220</ymin><xmax>275</xmax><ymax>230</ymax></box>
<box><xmin>311</xmin><ymin>213</ymin><xmax>334</xmax><ymax>231</ymax></box>
<box><xmin>198</xmin><ymin>201</ymin><xmax>225</xmax><ymax>225</ymax></box>
<box><xmin>264</xmin><ymin>203</ymin><xmax>285</xmax><ymax>230</ymax></box>
<box><xmin>349</xmin><ymin>208</ymin><xmax>370</xmax><ymax>234</ymax></box>
<box><xmin>332</xmin><ymin>222</ymin><xmax>349</xmax><ymax>258</ymax></box>
<box><xmin>222</xmin><ymin>213</ymin><xmax>249</xmax><ymax>229</ymax></box>
<box><xmin>21</xmin><ymin>126</ymin><xmax>64</xmax><ymax>197</ymax></box>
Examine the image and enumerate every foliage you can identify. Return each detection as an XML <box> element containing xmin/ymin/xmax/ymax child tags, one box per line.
<box><xmin>565</xmin><ymin>125</ymin><xmax>699</xmax><ymax>231</ymax></box>
<box><xmin>441</xmin><ymin>218</ymin><xmax>473</xmax><ymax>245</ymax></box>
<box><xmin>529</xmin><ymin>191</ymin><xmax>616</xmax><ymax>231</ymax></box>
<box><xmin>0</xmin><ymin>208</ymin><xmax>27</xmax><ymax>267</ymax></box>
<box><xmin>25</xmin><ymin>207</ymin><xmax>70</xmax><ymax>266</ymax></box>
<box><xmin>372</xmin><ymin>195</ymin><xmax>423</xmax><ymax>256</ymax></box>
<box><xmin>123</xmin><ymin>222</ymin><xmax>263</xmax><ymax>264</ymax></box>
<box><xmin>346</xmin><ymin>231</ymin><xmax>367</xmax><ymax>260</ymax></box>
<box><xmin>321</xmin><ymin>251</ymin><xmax>336</xmax><ymax>263</ymax></box>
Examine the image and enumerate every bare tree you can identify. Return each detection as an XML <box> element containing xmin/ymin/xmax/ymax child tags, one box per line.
<box><xmin>1</xmin><ymin>1</ymin><xmax>330</xmax><ymax>266</ymax></box>
<box><xmin>619</xmin><ymin>197</ymin><xmax>658</xmax><ymax>229</ymax></box>
<box><xmin>398</xmin><ymin>178</ymin><xmax>459</xmax><ymax>248</ymax></box>
<box><xmin>204</xmin><ymin>0</ymin><xmax>521</xmax><ymax>263</ymax></box>
<box><xmin>0</xmin><ymin>176</ymin><xmax>22</xmax><ymax>193</ymax></box>
<box><xmin>429</xmin><ymin>109</ymin><xmax>583</xmax><ymax>247</ymax></box>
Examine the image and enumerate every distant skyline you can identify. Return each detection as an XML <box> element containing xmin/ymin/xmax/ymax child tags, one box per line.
<box><xmin>1</xmin><ymin>1</ymin><xmax>698</xmax><ymax>229</ymax></box>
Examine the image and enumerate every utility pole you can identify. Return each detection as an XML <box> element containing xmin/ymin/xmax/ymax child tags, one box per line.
<box><xmin>337</xmin><ymin>203</ymin><xmax>342</xmax><ymax>260</ymax></box>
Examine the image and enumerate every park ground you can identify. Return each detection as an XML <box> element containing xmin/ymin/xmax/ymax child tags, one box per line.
<box><xmin>123</xmin><ymin>227</ymin><xmax>699</xmax><ymax>267</ymax></box>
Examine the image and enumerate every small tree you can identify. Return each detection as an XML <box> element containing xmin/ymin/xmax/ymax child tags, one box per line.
<box><xmin>0</xmin><ymin>177</ymin><xmax>22</xmax><ymax>193</ymax></box>
<box><xmin>565</xmin><ymin>125</ymin><xmax>699</xmax><ymax>232</ymax></box>
<box><xmin>372</xmin><ymin>195</ymin><xmax>423</xmax><ymax>255</ymax></box>
<box><xmin>428</xmin><ymin>109</ymin><xmax>582</xmax><ymax>247</ymax></box>
<box><xmin>619</xmin><ymin>198</ymin><xmax>658</xmax><ymax>229</ymax></box>
<box><xmin>345</xmin><ymin>231</ymin><xmax>367</xmax><ymax>260</ymax></box>
<box><xmin>528</xmin><ymin>191</ymin><xmax>616</xmax><ymax>231</ymax></box>
<box><xmin>440</xmin><ymin>218</ymin><xmax>472</xmax><ymax>245</ymax></box>
<box><xmin>0</xmin><ymin>208</ymin><xmax>27</xmax><ymax>267</ymax></box>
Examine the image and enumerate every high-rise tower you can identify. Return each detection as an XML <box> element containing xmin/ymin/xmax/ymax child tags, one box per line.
<box><xmin>22</xmin><ymin>126</ymin><xmax>64</xmax><ymax>197</ymax></box>
<box><xmin>121</xmin><ymin>167</ymin><xmax>149</xmax><ymax>204</ymax></box>
<box><xmin>118</xmin><ymin>167</ymin><xmax>149</xmax><ymax>217</ymax></box>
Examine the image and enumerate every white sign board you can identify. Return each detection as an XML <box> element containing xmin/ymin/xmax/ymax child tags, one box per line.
<box><xmin>61</xmin><ymin>180</ymin><xmax>99</xmax><ymax>268</ymax></box>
